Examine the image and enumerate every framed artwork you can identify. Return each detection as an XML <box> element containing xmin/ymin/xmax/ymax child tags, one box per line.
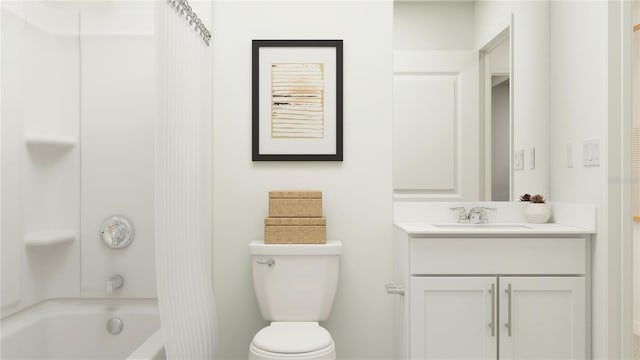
<box><xmin>252</xmin><ymin>40</ymin><xmax>343</xmax><ymax>161</ymax></box>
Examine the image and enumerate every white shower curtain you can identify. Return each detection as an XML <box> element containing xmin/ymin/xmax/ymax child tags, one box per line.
<box><xmin>155</xmin><ymin>1</ymin><xmax>216</xmax><ymax>358</ymax></box>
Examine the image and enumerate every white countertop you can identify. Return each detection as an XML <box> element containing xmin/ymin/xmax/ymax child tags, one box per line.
<box><xmin>394</xmin><ymin>222</ymin><xmax>596</xmax><ymax>236</ymax></box>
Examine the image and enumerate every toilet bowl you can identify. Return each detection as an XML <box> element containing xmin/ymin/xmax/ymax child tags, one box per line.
<box><xmin>249</xmin><ymin>240</ymin><xmax>341</xmax><ymax>360</ymax></box>
<box><xmin>249</xmin><ymin>322</ymin><xmax>335</xmax><ymax>360</ymax></box>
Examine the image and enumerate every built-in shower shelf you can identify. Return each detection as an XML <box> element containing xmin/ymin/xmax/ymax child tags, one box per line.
<box><xmin>25</xmin><ymin>134</ymin><xmax>76</xmax><ymax>149</ymax></box>
<box><xmin>24</xmin><ymin>230</ymin><xmax>76</xmax><ymax>247</ymax></box>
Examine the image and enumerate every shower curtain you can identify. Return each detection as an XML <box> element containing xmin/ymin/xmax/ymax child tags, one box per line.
<box><xmin>155</xmin><ymin>1</ymin><xmax>216</xmax><ymax>358</ymax></box>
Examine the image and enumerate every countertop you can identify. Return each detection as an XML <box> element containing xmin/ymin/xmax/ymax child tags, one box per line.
<box><xmin>394</xmin><ymin>222</ymin><xmax>596</xmax><ymax>236</ymax></box>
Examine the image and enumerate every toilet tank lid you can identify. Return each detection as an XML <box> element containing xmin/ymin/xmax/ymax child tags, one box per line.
<box><xmin>249</xmin><ymin>240</ymin><xmax>342</xmax><ymax>255</ymax></box>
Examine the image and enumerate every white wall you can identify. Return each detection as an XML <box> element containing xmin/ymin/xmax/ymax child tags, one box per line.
<box><xmin>394</xmin><ymin>1</ymin><xmax>475</xmax><ymax>51</ymax></box>
<box><xmin>548</xmin><ymin>1</ymin><xmax>609</xmax><ymax>356</ymax></box>
<box><xmin>475</xmin><ymin>1</ymin><xmax>550</xmax><ymax>199</ymax></box>
<box><xmin>211</xmin><ymin>1</ymin><xmax>394</xmax><ymax>359</ymax></box>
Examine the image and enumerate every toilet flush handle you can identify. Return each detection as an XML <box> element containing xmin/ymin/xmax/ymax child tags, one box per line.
<box><xmin>385</xmin><ymin>284</ymin><xmax>405</xmax><ymax>296</ymax></box>
<box><xmin>256</xmin><ymin>258</ymin><xmax>275</xmax><ymax>267</ymax></box>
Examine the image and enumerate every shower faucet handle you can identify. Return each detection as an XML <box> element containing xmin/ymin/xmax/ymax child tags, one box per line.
<box><xmin>106</xmin><ymin>274</ymin><xmax>124</xmax><ymax>294</ymax></box>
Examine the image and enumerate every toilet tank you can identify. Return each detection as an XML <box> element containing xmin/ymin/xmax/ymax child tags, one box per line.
<box><xmin>249</xmin><ymin>240</ymin><xmax>342</xmax><ymax>322</ymax></box>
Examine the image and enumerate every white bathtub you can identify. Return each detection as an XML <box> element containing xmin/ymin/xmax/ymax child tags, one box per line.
<box><xmin>1</xmin><ymin>298</ymin><xmax>161</xmax><ymax>360</ymax></box>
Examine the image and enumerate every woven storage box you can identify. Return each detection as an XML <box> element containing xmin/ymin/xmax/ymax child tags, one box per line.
<box><xmin>264</xmin><ymin>217</ymin><xmax>326</xmax><ymax>244</ymax></box>
<box><xmin>268</xmin><ymin>190</ymin><xmax>322</xmax><ymax>218</ymax></box>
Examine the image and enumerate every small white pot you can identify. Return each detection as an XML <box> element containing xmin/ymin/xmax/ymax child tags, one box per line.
<box><xmin>525</xmin><ymin>203</ymin><xmax>551</xmax><ymax>224</ymax></box>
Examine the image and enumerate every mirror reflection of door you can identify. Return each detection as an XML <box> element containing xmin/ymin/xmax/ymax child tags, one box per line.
<box><xmin>491</xmin><ymin>75</ymin><xmax>510</xmax><ymax>201</ymax></box>
<box><xmin>481</xmin><ymin>32</ymin><xmax>511</xmax><ymax>201</ymax></box>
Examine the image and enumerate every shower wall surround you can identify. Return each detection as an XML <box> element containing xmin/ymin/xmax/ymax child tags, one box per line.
<box><xmin>1</xmin><ymin>1</ymin><xmax>157</xmax><ymax>318</ymax></box>
<box><xmin>79</xmin><ymin>2</ymin><xmax>156</xmax><ymax>299</ymax></box>
<box><xmin>1</xmin><ymin>2</ymin><xmax>81</xmax><ymax>316</ymax></box>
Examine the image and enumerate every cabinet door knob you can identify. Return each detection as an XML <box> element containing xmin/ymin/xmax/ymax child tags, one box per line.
<box><xmin>385</xmin><ymin>284</ymin><xmax>405</xmax><ymax>296</ymax></box>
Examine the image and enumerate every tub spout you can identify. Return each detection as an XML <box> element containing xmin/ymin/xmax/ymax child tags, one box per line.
<box><xmin>106</xmin><ymin>274</ymin><xmax>124</xmax><ymax>294</ymax></box>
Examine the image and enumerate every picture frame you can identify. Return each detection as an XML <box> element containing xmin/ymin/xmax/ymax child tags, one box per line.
<box><xmin>252</xmin><ymin>40</ymin><xmax>343</xmax><ymax>161</ymax></box>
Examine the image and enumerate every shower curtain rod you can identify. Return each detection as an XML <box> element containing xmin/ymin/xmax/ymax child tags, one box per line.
<box><xmin>168</xmin><ymin>0</ymin><xmax>212</xmax><ymax>46</ymax></box>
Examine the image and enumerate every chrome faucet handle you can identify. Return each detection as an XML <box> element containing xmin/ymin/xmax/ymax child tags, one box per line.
<box><xmin>449</xmin><ymin>207</ymin><xmax>468</xmax><ymax>223</ymax></box>
<box><xmin>468</xmin><ymin>207</ymin><xmax>497</xmax><ymax>224</ymax></box>
<box><xmin>106</xmin><ymin>274</ymin><xmax>124</xmax><ymax>294</ymax></box>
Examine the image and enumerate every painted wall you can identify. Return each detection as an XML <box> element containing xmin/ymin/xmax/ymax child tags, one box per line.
<box><xmin>475</xmin><ymin>1</ymin><xmax>550</xmax><ymax>199</ymax></box>
<box><xmin>548</xmin><ymin>1</ymin><xmax>608</xmax><ymax>356</ymax></box>
<box><xmin>393</xmin><ymin>1</ymin><xmax>475</xmax><ymax>51</ymax></box>
<box><xmin>211</xmin><ymin>1</ymin><xmax>394</xmax><ymax>359</ymax></box>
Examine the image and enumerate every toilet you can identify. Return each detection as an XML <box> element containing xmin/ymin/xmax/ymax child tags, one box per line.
<box><xmin>248</xmin><ymin>240</ymin><xmax>342</xmax><ymax>360</ymax></box>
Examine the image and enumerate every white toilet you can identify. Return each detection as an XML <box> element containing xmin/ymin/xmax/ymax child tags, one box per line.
<box><xmin>248</xmin><ymin>240</ymin><xmax>342</xmax><ymax>360</ymax></box>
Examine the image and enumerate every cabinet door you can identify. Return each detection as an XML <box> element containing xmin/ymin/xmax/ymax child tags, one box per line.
<box><xmin>410</xmin><ymin>277</ymin><xmax>497</xmax><ymax>359</ymax></box>
<box><xmin>499</xmin><ymin>277</ymin><xmax>585</xmax><ymax>360</ymax></box>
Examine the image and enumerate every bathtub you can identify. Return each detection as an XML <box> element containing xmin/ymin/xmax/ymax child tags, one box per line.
<box><xmin>1</xmin><ymin>298</ymin><xmax>162</xmax><ymax>360</ymax></box>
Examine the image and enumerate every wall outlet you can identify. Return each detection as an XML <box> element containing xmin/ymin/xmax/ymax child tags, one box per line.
<box><xmin>567</xmin><ymin>143</ymin><xmax>573</xmax><ymax>168</ymax></box>
<box><xmin>514</xmin><ymin>149</ymin><xmax>524</xmax><ymax>170</ymax></box>
<box><xmin>583</xmin><ymin>139</ymin><xmax>600</xmax><ymax>167</ymax></box>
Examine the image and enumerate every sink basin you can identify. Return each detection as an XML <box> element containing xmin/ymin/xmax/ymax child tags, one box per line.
<box><xmin>431</xmin><ymin>223</ymin><xmax>533</xmax><ymax>231</ymax></box>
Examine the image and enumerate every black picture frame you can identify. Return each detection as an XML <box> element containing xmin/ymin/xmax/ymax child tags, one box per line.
<box><xmin>252</xmin><ymin>40</ymin><xmax>343</xmax><ymax>161</ymax></box>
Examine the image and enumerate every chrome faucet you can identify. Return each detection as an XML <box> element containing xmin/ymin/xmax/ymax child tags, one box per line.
<box><xmin>450</xmin><ymin>207</ymin><xmax>469</xmax><ymax>223</ymax></box>
<box><xmin>467</xmin><ymin>207</ymin><xmax>497</xmax><ymax>224</ymax></box>
<box><xmin>106</xmin><ymin>274</ymin><xmax>124</xmax><ymax>294</ymax></box>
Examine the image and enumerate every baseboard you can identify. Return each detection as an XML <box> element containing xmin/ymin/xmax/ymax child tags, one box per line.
<box><xmin>634</xmin><ymin>320</ymin><xmax>640</xmax><ymax>336</ymax></box>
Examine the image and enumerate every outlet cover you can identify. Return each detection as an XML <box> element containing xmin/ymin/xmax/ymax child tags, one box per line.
<box><xmin>528</xmin><ymin>148</ymin><xmax>535</xmax><ymax>169</ymax></box>
<box><xmin>583</xmin><ymin>139</ymin><xmax>600</xmax><ymax>167</ymax></box>
<box><xmin>514</xmin><ymin>149</ymin><xmax>524</xmax><ymax>170</ymax></box>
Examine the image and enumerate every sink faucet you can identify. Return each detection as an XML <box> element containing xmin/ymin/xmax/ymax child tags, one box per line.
<box><xmin>467</xmin><ymin>207</ymin><xmax>497</xmax><ymax>224</ymax></box>
<box><xmin>106</xmin><ymin>274</ymin><xmax>124</xmax><ymax>294</ymax></box>
<box><xmin>449</xmin><ymin>207</ymin><xmax>469</xmax><ymax>223</ymax></box>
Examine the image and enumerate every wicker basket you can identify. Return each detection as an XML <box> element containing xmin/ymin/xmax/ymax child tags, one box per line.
<box><xmin>264</xmin><ymin>217</ymin><xmax>326</xmax><ymax>244</ymax></box>
<box><xmin>268</xmin><ymin>190</ymin><xmax>322</xmax><ymax>218</ymax></box>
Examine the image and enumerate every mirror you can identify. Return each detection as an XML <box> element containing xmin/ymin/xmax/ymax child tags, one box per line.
<box><xmin>392</xmin><ymin>1</ymin><xmax>549</xmax><ymax>201</ymax></box>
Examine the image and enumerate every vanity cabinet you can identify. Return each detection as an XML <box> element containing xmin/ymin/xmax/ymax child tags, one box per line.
<box><xmin>392</xmin><ymin>230</ymin><xmax>591</xmax><ymax>360</ymax></box>
<box><xmin>410</xmin><ymin>276</ymin><xmax>585</xmax><ymax>360</ymax></box>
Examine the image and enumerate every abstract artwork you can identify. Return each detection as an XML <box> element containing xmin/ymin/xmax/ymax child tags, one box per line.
<box><xmin>270</xmin><ymin>63</ymin><xmax>325</xmax><ymax>139</ymax></box>
<box><xmin>252</xmin><ymin>40</ymin><xmax>343</xmax><ymax>161</ymax></box>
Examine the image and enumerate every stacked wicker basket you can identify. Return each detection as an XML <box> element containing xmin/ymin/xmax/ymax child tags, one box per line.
<box><xmin>264</xmin><ymin>190</ymin><xmax>326</xmax><ymax>244</ymax></box>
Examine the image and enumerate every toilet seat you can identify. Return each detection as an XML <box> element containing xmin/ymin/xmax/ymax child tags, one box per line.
<box><xmin>249</xmin><ymin>322</ymin><xmax>336</xmax><ymax>360</ymax></box>
<box><xmin>249</xmin><ymin>342</ymin><xmax>335</xmax><ymax>360</ymax></box>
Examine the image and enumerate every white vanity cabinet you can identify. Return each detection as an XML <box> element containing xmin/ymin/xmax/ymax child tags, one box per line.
<box><xmin>393</xmin><ymin>227</ymin><xmax>592</xmax><ymax>360</ymax></box>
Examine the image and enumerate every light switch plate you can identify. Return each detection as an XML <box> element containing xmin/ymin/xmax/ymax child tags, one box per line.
<box><xmin>528</xmin><ymin>148</ymin><xmax>535</xmax><ymax>169</ymax></box>
<box><xmin>514</xmin><ymin>149</ymin><xmax>524</xmax><ymax>170</ymax></box>
<box><xmin>567</xmin><ymin>143</ymin><xmax>573</xmax><ymax>168</ymax></box>
<box><xmin>583</xmin><ymin>139</ymin><xmax>600</xmax><ymax>167</ymax></box>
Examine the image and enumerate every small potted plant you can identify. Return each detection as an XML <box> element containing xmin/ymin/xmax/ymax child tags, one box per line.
<box><xmin>521</xmin><ymin>193</ymin><xmax>551</xmax><ymax>223</ymax></box>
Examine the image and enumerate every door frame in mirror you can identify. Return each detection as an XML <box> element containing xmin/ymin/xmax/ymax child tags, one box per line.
<box><xmin>479</xmin><ymin>14</ymin><xmax>514</xmax><ymax>201</ymax></box>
